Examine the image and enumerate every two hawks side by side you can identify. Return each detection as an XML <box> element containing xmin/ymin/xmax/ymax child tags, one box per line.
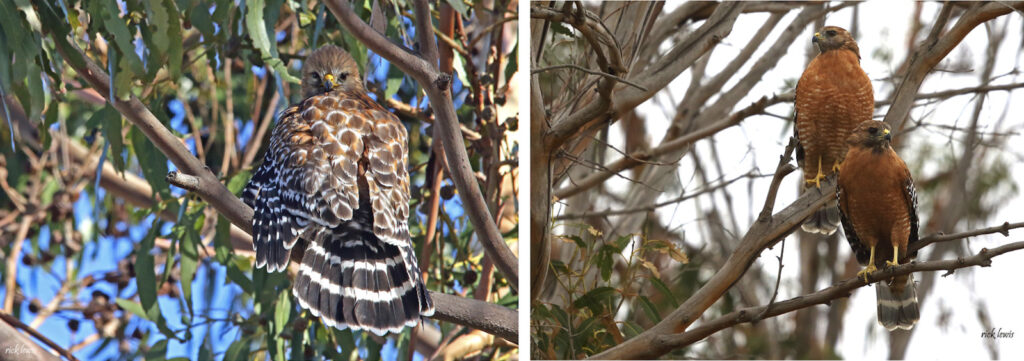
<box><xmin>242</xmin><ymin>45</ymin><xmax>434</xmax><ymax>336</ymax></box>
<box><xmin>796</xmin><ymin>27</ymin><xmax>920</xmax><ymax>330</ymax></box>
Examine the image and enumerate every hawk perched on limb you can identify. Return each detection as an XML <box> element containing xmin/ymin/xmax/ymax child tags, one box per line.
<box><xmin>838</xmin><ymin>120</ymin><xmax>920</xmax><ymax>330</ymax></box>
<box><xmin>795</xmin><ymin>26</ymin><xmax>874</xmax><ymax>235</ymax></box>
<box><xmin>243</xmin><ymin>45</ymin><xmax>434</xmax><ymax>335</ymax></box>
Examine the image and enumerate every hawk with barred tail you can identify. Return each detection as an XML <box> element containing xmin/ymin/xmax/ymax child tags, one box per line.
<box><xmin>242</xmin><ymin>45</ymin><xmax>434</xmax><ymax>335</ymax></box>
<box><xmin>838</xmin><ymin>121</ymin><xmax>920</xmax><ymax>330</ymax></box>
<box><xmin>795</xmin><ymin>26</ymin><xmax>874</xmax><ymax>235</ymax></box>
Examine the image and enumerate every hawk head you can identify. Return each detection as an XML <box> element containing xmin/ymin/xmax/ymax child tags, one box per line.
<box><xmin>301</xmin><ymin>45</ymin><xmax>364</xmax><ymax>98</ymax></box>
<box><xmin>812</xmin><ymin>26</ymin><xmax>861</xmax><ymax>59</ymax></box>
<box><xmin>847</xmin><ymin>120</ymin><xmax>893</xmax><ymax>152</ymax></box>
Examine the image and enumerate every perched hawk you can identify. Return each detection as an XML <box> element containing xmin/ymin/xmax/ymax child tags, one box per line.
<box><xmin>838</xmin><ymin>120</ymin><xmax>920</xmax><ymax>330</ymax></box>
<box><xmin>242</xmin><ymin>45</ymin><xmax>434</xmax><ymax>335</ymax></box>
<box><xmin>795</xmin><ymin>26</ymin><xmax>874</xmax><ymax>235</ymax></box>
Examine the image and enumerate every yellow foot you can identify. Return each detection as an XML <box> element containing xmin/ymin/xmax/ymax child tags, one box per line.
<box><xmin>805</xmin><ymin>157</ymin><xmax>827</xmax><ymax>188</ymax></box>
<box><xmin>857</xmin><ymin>263</ymin><xmax>878</xmax><ymax>283</ymax></box>
<box><xmin>832</xmin><ymin>160</ymin><xmax>842</xmax><ymax>172</ymax></box>
<box><xmin>886</xmin><ymin>245</ymin><xmax>900</xmax><ymax>267</ymax></box>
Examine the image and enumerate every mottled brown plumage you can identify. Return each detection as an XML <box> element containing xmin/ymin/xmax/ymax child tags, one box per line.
<box><xmin>243</xmin><ymin>45</ymin><xmax>432</xmax><ymax>335</ymax></box>
<box><xmin>838</xmin><ymin>120</ymin><xmax>920</xmax><ymax>330</ymax></box>
<box><xmin>796</xmin><ymin>26</ymin><xmax>874</xmax><ymax>235</ymax></box>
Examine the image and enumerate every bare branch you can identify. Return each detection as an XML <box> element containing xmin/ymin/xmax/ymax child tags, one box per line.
<box><xmin>0</xmin><ymin>310</ymin><xmax>77</xmax><ymax>361</ymax></box>
<box><xmin>658</xmin><ymin>240</ymin><xmax>1024</xmax><ymax>351</ymax></box>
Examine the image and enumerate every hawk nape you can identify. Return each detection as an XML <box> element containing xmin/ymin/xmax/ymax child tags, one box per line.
<box><xmin>838</xmin><ymin>120</ymin><xmax>920</xmax><ymax>330</ymax></box>
<box><xmin>794</xmin><ymin>25</ymin><xmax>874</xmax><ymax>235</ymax></box>
<box><xmin>242</xmin><ymin>45</ymin><xmax>434</xmax><ymax>335</ymax></box>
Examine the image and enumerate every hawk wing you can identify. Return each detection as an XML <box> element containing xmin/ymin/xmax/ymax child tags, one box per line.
<box><xmin>837</xmin><ymin>183</ymin><xmax>870</xmax><ymax>265</ymax></box>
<box><xmin>360</xmin><ymin>95</ymin><xmax>413</xmax><ymax>247</ymax></box>
<box><xmin>243</xmin><ymin>96</ymin><xmax>365</xmax><ymax>271</ymax></box>
<box><xmin>903</xmin><ymin>174</ymin><xmax>920</xmax><ymax>260</ymax></box>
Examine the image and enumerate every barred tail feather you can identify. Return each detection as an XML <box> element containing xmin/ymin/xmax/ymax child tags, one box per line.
<box><xmin>293</xmin><ymin>221</ymin><xmax>433</xmax><ymax>335</ymax></box>
<box><xmin>801</xmin><ymin>200</ymin><xmax>841</xmax><ymax>235</ymax></box>
<box><xmin>876</xmin><ymin>273</ymin><xmax>919</xmax><ymax>330</ymax></box>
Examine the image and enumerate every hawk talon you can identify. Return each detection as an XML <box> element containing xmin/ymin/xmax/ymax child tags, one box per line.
<box><xmin>886</xmin><ymin>244</ymin><xmax>900</xmax><ymax>268</ymax></box>
<box><xmin>832</xmin><ymin>160</ymin><xmax>842</xmax><ymax>172</ymax></box>
<box><xmin>805</xmin><ymin>157</ymin><xmax>827</xmax><ymax>188</ymax></box>
<box><xmin>857</xmin><ymin>263</ymin><xmax>878</xmax><ymax>283</ymax></box>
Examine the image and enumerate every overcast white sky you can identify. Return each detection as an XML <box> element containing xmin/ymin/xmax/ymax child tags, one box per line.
<box><xmin>603</xmin><ymin>2</ymin><xmax>1024</xmax><ymax>359</ymax></box>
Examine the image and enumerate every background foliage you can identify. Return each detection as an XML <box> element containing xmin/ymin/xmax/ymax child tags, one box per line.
<box><xmin>0</xmin><ymin>0</ymin><xmax>518</xmax><ymax>360</ymax></box>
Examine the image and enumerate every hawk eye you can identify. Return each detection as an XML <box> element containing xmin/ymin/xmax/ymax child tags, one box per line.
<box><xmin>338</xmin><ymin>72</ymin><xmax>349</xmax><ymax>82</ymax></box>
<box><xmin>868</xmin><ymin>127</ymin><xmax>878</xmax><ymax>135</ymax></box>
<box><xmin>310</xmin><ymin>72</ymin><xmax>320</xmax><ymax>81</ymax></box>
<box><xmin>826</xmin><ymin>29</ymin><xmax>837</xmax><ymax>37</ymax></box>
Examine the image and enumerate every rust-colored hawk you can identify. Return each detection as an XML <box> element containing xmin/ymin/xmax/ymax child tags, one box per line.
<box><xmin>795</xmin><ymin>25</ymin><xmax>875</xmax><ymax>235</ymax></box>
<box><xmin>838</xmin><ymin>120</ymin><xmax>920</xmax><ymax>330</ymax></box>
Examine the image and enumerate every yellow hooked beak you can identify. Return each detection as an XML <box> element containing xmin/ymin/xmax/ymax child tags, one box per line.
<box><xmin>813</xmin><ymin>32</ymin><xmax>821</xmax><ymax>43</ymax></box>
<box><xmin>323</xmin><ymin>73</ymin><xmax>335</xmax><ymax>91</ymax></box>
<box><xmin>882</xmin><ymin>128</ymin><xmax>892</xmax><ymax>141</ymax></box>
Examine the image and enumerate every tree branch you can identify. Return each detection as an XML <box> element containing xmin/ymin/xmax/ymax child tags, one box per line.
<box><xmin>323</xmin><ymin>0</ymin><xmax>519</xmax><ymax>289</ymax></box>
<box><xmin>658</xmin><ymin>240</ymin><xmax>1024</xmax><ymax>351</ymax></box>
<box><xmin>0</xmin><ymin>310</ymin><xmax>76</xmax><ymax>361</ymax></box>
<box><xmin>883</xmin><ymin>1</ymin><xmax>1024</xmax><ymax>130</ymax></box>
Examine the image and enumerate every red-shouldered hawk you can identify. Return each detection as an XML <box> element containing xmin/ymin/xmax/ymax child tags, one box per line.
<box><xmin>795</xmin><ymin>26</ymin><xmax>874</xmax><ymax>235</ymax></box>
<box><xmin>242</xmin><ymin>45</ymin><xmax>433</xmax><ymax>335</ymax></box>
<box><xmin>838</xmin><ymin>120</ymin><xmax>920</xmax><ymax>330</ymax></box>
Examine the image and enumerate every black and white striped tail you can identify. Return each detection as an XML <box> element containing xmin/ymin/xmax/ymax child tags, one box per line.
<box><xmin>876</xmin><ymin>273</ymin><xmax>919</xmax><ymax>330</ymax></box>
<box><xmin>801</xmin><ymin>199</ymin><xmax>841</xmax><ymax>235</ymax></box>
<box><xmin>292</xmin><ymin>220</ymin><xmax>434</xmax><ymax>335</ymax></box>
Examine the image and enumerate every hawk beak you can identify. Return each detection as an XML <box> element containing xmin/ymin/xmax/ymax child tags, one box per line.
<box><xmin>883</xmin><ymin>128</ymin><xmax>892</xmax><ymax>141</ymax></box>
<box><xmin>323</xmin><ymin>73</ymin><xmax>335</xmax><ymax>91</ymax></box>
<box><xmin>812</xmin><ymin>32</ymin><xmax>820</xmax><ymax>43</ymax></box>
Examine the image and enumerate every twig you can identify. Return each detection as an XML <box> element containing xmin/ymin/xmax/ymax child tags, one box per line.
<box><xmin>532</xmin><ymin>64</ymin><xmax>648</xmax><ymax>91</ymax></box>
<box><xmin>554</xmin><ymin>170</ymin><xmax>759</xmax><ymax>220</ymax></box>
<box><xmin>4</xmin><ymin>216</ymin><xmax>33</xmax><ymax>312</ymax></box>
<box><xmin>554</xmin><ymin>95</ymin><xmax>778</xmax><ymax>200</ymax></box>
<box><xmin>757</xmin><ymin>137</ymin><xmax>798</xmax><ymax>222</ymax></box>
<box><xmin>913</xmin><ymin>221</ymin><xmax>1024</xmax><ymax>253</ymax></box>
<box><xmin>753</xmin><ymin>238</ymin><xmax>784</xmax><ymax>323</ymax></box>
<box><xmin>0</xmin><ymin>310</ymin><xmax>80</xmax><ymax>361</ymax></box>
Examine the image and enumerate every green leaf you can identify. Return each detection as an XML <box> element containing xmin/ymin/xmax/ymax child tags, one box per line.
<box><xmin>504</xmin><ymin>43</ymin><xmax>517</xmax><ymax>87</ymax></box>
<box><xmin>650</xmin><ymin>277</ymin><xmax>679</xmax><ymax>308</ymax></box>
<box><xmin>115</xmin><ymin>298</ymin><xmax>149</xmax><ymax>321</ymax></box>
<box><xmin>274</xmin><ymin>288</ymin><xmax>291</xmax><ymax>337</ymax></box>
<box><xmin>445</xmin><ymin>0</ymin><xmax>469</xmax><ymax>16</ymax></box>
<box><xmin>145</xmin><ymin>339</ymin><xmax>168</xmax><ymax>361</ymax></box>
<box><xmin>637</xmin><ymin>296</ymin><xmax>662</xmax><ymax>323</ymax></box>
<box><xmin>91</xmin><ymin>105</ymin><xmax>125</xmax><ymax>173</ymax></box>
<box><xmin>178</xmin><ymin>206</ymin><xmax>204</xmax><ymax>317</ymax></box>
<box><xmin>245</xmin><ymin>0</ymin><xmax>298</xmax><ymax>83</ymax></box>
<box><xmin>213</xmin><ymin>215</ymin><xmax>232</xmax><ymax>265</ymax></box>
<box><xmin>571</xmin><ymin>286</ymin><xmax>616</xmax><ymax>314</ymax></box>
<box><xmin>164</xmin><ymin>0</ymin><xmax>183</xmax><ymax>79</ymax></box>
<box><xmin>384</xmin><ymin>65</ymin><xmax>403</xmax><ymax>101</ymax></box>
<box><xmin>226</xmin><ymin>170</ymin><xmax>251</xmax><ymax>195</ymax></box>
<box><xmin>333</xmin><ymin>329</ymin><xmax>357</xmax><ymax>361</ymax></box>
<box><xmin>130</xmin><ymin>124</ymin><xmax>171</xmax><ymax>198</ymax></box>
<box><xmin>190</xmin><ymin>3</ymin><xmax>215</xmax><ymax>40</ymax></box>
<box><xmin>136</xmin><ymin>218</ymin><xmax>160</xmax><ymax>317</ymax></box>
<box><xmin>39</xmin><ymin>101</ymin><xmax>58</xmax><ymax>148</ymax></box>
<box><xmin>224</xmin><ymin>337</ymin><xmax>251</xmax><ymax>361</ymax></box>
